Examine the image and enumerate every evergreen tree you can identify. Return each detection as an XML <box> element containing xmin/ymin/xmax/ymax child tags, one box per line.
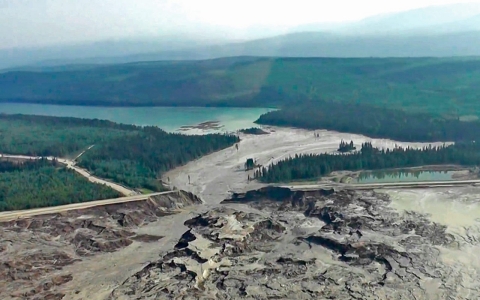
<box><xmin>256</xmin><ymin>141</ymin><xmax>480</xmax><ymax>183</ymax></box>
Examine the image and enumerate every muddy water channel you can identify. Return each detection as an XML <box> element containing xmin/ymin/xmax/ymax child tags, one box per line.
<box><xmin>387</xmin><ymin>188</ymin><xmax>480</xmax><ymax>227</ymax></box>
<box><xmin>386</xmin><ymin>187</ymin><xmax>480</xmax><ymax>297</ymax></box>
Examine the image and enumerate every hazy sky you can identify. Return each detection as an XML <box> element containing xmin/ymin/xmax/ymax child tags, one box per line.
<box><xmin>1</xmin><ymin>0</ymin><xmax>480</xmax><ymax>49</ymax></box>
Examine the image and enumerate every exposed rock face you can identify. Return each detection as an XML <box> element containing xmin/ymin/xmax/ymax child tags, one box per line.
<box><xmin>0</xmin><ymin>191</ymin><xmax>201</xmax><ymax>300</ymax></box>
<box><xmin>110</xmin><ymin>188</ymin><xmax>456</xmax><ymax>299</ymax></box>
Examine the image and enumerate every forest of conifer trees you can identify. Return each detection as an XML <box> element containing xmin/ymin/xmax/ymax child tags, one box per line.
<box><xmin>256</xmin><ymin>141</ymin><xmax>480</xmax><ymax>183</ymax></box>
<box><xmin>337</xmin><ymin>140</ymin><xmax>356</xmax><ymax>152</ymax></box>
<box><xmin>0</xmin><ymin>114</ymin><xmax>239</xmax><ymax>191</ymax></box>
<box><xmin>255</xmin><ymin>100</ymin><xmax>480</xmax><ymax>142</ymax></box>
<box><xmin>0</xmin><ymin>159</ymin><xmax>120</xmax><ymax>211</ymax></box>
<box><xmin>77</xmin><ymin>126</ymin><xmax>239</xmax><ymax>191</ymax></box>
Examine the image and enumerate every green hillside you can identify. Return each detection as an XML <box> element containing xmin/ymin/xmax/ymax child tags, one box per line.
<box><xmin>1</xmin><ymin>57</ymin><xmax>480</xmax><ymax>116</ymax></box>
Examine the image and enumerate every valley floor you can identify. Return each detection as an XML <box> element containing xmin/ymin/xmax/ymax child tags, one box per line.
<box><xmin>4</xmin><ymin>126</ymin><xmax>480</xmax><ymax>300</ymax></box>
<box><xmin>164</xmin><ymin>126</ymin><xmax>452</xmax><ymax>204</ymax></box>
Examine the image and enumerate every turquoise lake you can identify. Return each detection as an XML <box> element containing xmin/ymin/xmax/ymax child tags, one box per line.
<box><xmin>0</xmin><ymin>103</ymin><xmax>272</xmax><ymax>133</ymax></box>
<box><xmin>355</xmin><ymin>170</ymin><xmax>456</xmax><ymax>184</ymax></box>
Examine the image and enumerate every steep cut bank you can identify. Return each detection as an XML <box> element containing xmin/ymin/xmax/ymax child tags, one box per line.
<box><xmin>0</xmin><ymin>190</ymin><xmax>201</xmax><ymax>300</ymax></box>
<box><xmin>110</xmin><ymin>187</ymin><xmax>465</xmax><ymax>299</ymax></box>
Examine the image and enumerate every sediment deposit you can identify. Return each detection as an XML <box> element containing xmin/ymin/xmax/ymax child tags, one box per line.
<box><xmin>0</xmin><ymin>191</ymin><xmax>201</xmax><ymax>300</ymax></box>
<box><xmin>110</xmin><ymin>187</ymin><xmax>468</xmax><ymax>299</ymax></box>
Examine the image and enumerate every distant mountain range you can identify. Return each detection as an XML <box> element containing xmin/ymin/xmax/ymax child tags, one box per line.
<box><xmin>317</xmin><ymin>2</ymin><xmax>480</xmax><ymax>34</ymax></box>
<box><xmin>1</xmin><ymin>3</ymin><xmax>480</xmax><ymax>69</ymax></box>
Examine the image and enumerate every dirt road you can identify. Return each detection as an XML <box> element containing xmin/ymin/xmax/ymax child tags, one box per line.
<box><xmin>285</xmin><ymin>179</ymin><xmax>480</xmax><ymax>190</ymax></box>
<box><xmin>0</xmin><ymin>191</ymin><xmax>174</xmax><ymax>222</ymax></box>
<box><xmin>1</xmin><ymin>153</ymin><xmax>136</xmax><ymax>196</ymax></box>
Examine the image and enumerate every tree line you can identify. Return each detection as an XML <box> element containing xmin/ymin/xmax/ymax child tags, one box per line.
<box><xmin>0</xmin><ymin>114</ymin><xmax>239</xmax><ymax>192</ymax></box>
<box><xmin>0</xmin><ymin>159</ymin><xmax>120</xmax><ymax>211</ymax></box>
<box><xmin>78</xmin><ymin>126</ymin><xmax>239</xmax><ymax>191</ymax></box>
<box><xmin>255</xmin><ymin>100</ymin><xmax>480</xmax><ymax>142</ymax></box>
<box><xmin>338</xmin><ymin>140</ymin><xmax>356</xmax><ymax>152</ymax></box>
<box><xmin>255</xmin><ymin>141</ymin><xmax>480</xmax><ymax>183</ymax></box>
<box><xmin>0</xmin><ymin>114</ymin><xmax>138</xmax><ymax>157</ymax></box>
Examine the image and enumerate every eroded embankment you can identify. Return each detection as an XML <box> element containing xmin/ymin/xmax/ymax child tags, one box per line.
<box><xmin>0</xmin><ymin>191</ymin><xmax>201</xmax><ymax>300</ymax></box>
<box><xmin>110</xmin><ymin>187</ymin><xmax>463</xmax><ymax>300</ymax></box>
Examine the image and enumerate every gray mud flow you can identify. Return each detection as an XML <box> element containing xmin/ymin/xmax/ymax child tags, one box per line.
<box><xmin>110</xmin><ymin>187</ymin><xmax>478</xmax><ymax>300</ymax></box>
<box><xmin>0</xmin><ymin>191</ymin><xmax>201</xmax><ymax>300</ymax></box>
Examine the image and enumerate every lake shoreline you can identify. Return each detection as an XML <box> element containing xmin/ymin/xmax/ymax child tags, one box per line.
<box><xmin>0</xmin><ymin>99</ymin><xmax>278</xmax><ymax>109</ymax></box>
<box><xmin>0</xmin><ymin>103</ymin><xmax>272</xmax><ymax>134</ymax></box>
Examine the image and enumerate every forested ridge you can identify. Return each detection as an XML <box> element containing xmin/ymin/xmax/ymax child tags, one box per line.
<box><xmin>2</xmin><ymin>57</ymin><xmax>480</xmax><ymax>117</ymax></box>
<box><xmin>255</xmin><ymin>100</ymin><xmax>480</xmax><ymax>142</ymax></box>
<box><xmin>0</xmin><ymin>114</ymin><xmax>239</xmax><ymax>191</ymax></box>
<box><xmin>2</xmin><ymin>57</ymin><xmax>480</xmax><ymax>144</ymax></box>
<box><xmin>256</xmin><ymin>142</ymin><xmax>480</xmax><ymax>183</ymax></box>
<box><xmin>0</xmin><ymin>159</ymin><xmax>120</xmax><ymax>211</ymax></box>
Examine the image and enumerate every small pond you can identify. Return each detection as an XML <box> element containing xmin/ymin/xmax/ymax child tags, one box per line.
<box><xmin>354</xmin><ymin>170</ymin><xmax>457</xmax><ymax>184</ymax></box>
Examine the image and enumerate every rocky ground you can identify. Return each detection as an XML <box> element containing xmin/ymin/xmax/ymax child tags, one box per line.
<box><xmin>109</xmin><ymin>187</ymin><xmax>473</xmax><ymax>300</ymax></box>
<box><xmin>0</xmin><ymin>191</ymin><xmax>201</xmax><ymax>300</ymax></box>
